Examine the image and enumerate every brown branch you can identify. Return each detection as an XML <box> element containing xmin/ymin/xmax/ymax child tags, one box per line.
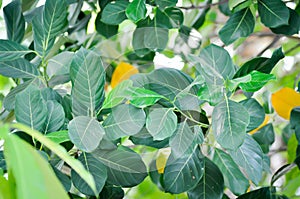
<box><xmin>257</xmin><ymin>35</ymin><xmax>281</xmax><ymax>57</ymax></box>
<box><xmin>179</xmin><ymin>0</ymin><xmax>228</xmax><ymax>10</ymax></box>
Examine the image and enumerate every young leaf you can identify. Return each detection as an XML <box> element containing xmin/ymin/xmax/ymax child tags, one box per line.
<box><xmin>3</xmin><ymin>1</ymin><xmax>25</xmax><ymax>43</ymax></box>
<box><xmin>146</xmin><ymin>108</ymin><xmax>177</xmax><ymax>140</ymax></box>
<box><xmin>68</xmin><ymin>116</ymin><xmax>105</xmax><ymax>152</ymax></box>
<box><xmin>258</xmin><ymin>0</ymin><xmax>289</xmax><ymax>28</ymax></box>
<box><xmin>188</xmin><ymin>158</ymin><xmax>224</xmax><ymax>199</ymax></box>
<box><xmin>125</xmin><ymin>0</ymin><xmax>147</xmax><ymax>23</ymax></box>
<box><xmin>213</xmin><ymin>148</ymin><xmax>249</xmax><ymax>195</ymax></box>
<box><xmin>103</xmin><ymin>104</ymin><xmax>146</xmax><ymax>140</ymax></box>
<box><xmin>212</xmin><ymin>99</ymin><xmax>250</xmax><ymax>150</ymax></box>
<box><xmin>127</xmin><ymin>87</ymin><xmax>165</xmax><ymax>108</ymax></box>
<box><xmin>15</xmin><ymin>85</ymin><xmax>48</xmax><ymax>132</ymax></box>
<box><xmin>43</xmin><ymin>100</ymin><xmax>65</xmax><ymax>133</ymax></box>
<box><xmin>71</xmin><ymin>153</ymin><xmax>107</xmax><ymax>196</ymax></box>
<box><xmin>219</xmin><ymin>8</ymin><xmax>255</xmax><ymax>45</ymax></box>
<box><xmin>239</xmin><ymin>71</ymin><xmax>276</xmax><ymax>92</ymax></box>
<box><xmin>101</xmin><ymin>1</ymin><xmax>129</xmax><ymax>25</ymax></box>
<box><xmin>0</xmin><ymin>40</ymin><xmax>32</xmax><ymax>61</ymax></box>
<box><xmin>0</xmin><ymin>58</ymin><xmax>40</xmax><ymax>78</ymax></box>
<box><xmin>164</xmin><ymin>147</ymin><xmax>204</xmax><ymax>194</ymax></box>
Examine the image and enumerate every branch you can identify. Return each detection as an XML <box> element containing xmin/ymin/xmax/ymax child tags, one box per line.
<box><xmin>179</xmin><ymin>0</ymin><xmax>228</xmax><ymax>10</ymax></box>
<box><xmin>256</xmin><ymin>35</ymin><xmax>281</xmax><ymax>57</ymax></box>
<box><xmin>285</xmin><ymin>43</ymin><xmax>300</xmax><ymax>55</ymax></box>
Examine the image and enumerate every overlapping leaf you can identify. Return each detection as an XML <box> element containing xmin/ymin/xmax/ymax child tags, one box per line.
<box><xmin>0</xmin><ymin>58</ymin><xmax>39</xmax><ymax>78</ymax></box>
<box><xmin>0</xmin><ymin>40</ymin><xmax>32</xmax><ymax>61</ymax></box>
<box><xmin>126</xmin><ymin>0</ymin><xmax>146</xmax><ymax>23</ymax></box>
<box><xmin>271</xmin><ymin>9</ymin><xmax>300</xmax><ymax>36</ymax></box>
<box><xmin>43</xmin><ymin>100</ymin><xmax>65</xmax><ymax>133</ymax></box>
<box><xmin>126</xmin><ymin>87</ymin><xmax>165</xmax><ymax>108</ymax></box>
<box><xmin>155</xmin><ymin>0</ymin><xmax>178</xmax><ymax>10</ymax></box>
<box><xmin>46</xmin><ymin>130</ymin><xmax>70</xmax><ymax>144</ymax></box>
<box><xmin>101</xmin><ymin>1</ymin><xmax>129</xmax><ymax>25</ymax></box>
<box><xmin>252</xmin><ymin>123</ymin><xmax>275</xmax><ymax>153</ymax></box>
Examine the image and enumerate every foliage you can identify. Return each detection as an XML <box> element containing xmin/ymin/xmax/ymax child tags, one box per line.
<box><xmin>0</xmin><ymin>0</ymin><xmax>299</xmax><ymax>198</ymax></box>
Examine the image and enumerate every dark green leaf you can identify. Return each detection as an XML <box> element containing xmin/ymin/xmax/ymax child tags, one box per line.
<box><xmin>68</xmin><ymin>116</ymin><xmax>105</xmax><ymax>152</ymax></box>
<box><xmin>229</xmin><ymin>135</ymin><xmax>264</xmax><ymax>185</ymax></box>
<box><xmin>0</xmin><ymin>40</ymin><xmax>32</xmax><ymax>61</ymax></box>
<box><xmin>144</xmin><ymin>27</ymin><xmax>169</xmax><ymax>52</ymax></box>
<box><xmin>127</xmin><ymin>87</ymin><xmax>164</xmax><ymax>108</ymax></box>
<box><xmin>219</xmin><ymin>8</ymin><xmax>254</xmax><ymax>45</ymax></box>
<box><xmin>155</xmin><ymin>0</ymin><xmax>177</xmax><ymax>10</ymax></box>
<box><xmin>252</xmin><ymin>123</ymin><xmax>275</xmax><ymax>153</ymax></box>
<box><xmin>228</xmin><ymin>0</ymin><xmax>247</xmax><ymax>10</ymax></box>
<box><xmin>71</xmin><ymin>153</ymin><xmax>107</xmax><ymax>196</ymax></box>
<box><xmin>240</xmin><ymin>98</ymin><xmax>265</xmax><ymax>132</ymax></box>
<box><xmin>258</xmin><ymin>0</ymin><xmax>289</xmax><ymax>28</ymax></box>
<box><xmin>192</xmin><ymin>0</ymin><xmax>212</xmax><ymax>29</ymax></box>
<box><xmin>162</xmin><ymin>7</ymin><xmax>184</xmax><ymax>29</ymax></box>
<box><xmin>239</xmin><ymin>71</ymin><xmax>276</xmax><ymax>92</ymax></box>
<box><xmin>237</xmin><ymin>187</ymin><xmax>275</xmax><ymax>199</ymax></box>
<box><xmin>188</xmin><ymin>158</ymin><xmax>224</xmax><ymax>199</ymax></box>
<box><xmin>101</xmin><ymin>1</ymin><xmax>129</xmax><ymax>25</ymax></box>
<box><xmin>15</xmin><ymin>85</ymin><xmax>47</xmax><ymax>132</ymax></box>
<box><xmin>271</xmin><ymin>8</ymin><xmax>300</xmax><ymax>36</ymax></box>
<box><xmin>41</xmin><ymin>88</ymin><xmax>62</xmax><ymax>102</ymax></box>
<box><xmin>70</xmin><ymin>48</ymin><xmax>105</xmax><ymax>117</ymax></box>
<box><xmin>126</xmin><ymin>0</ymin><xmax>147</xmax><ymax>23</ymax></box>
<box><xmin>213</xmin><ymin>148</ymin><xmax>249</xmax><ymax>195</ymax></box>
<box><xmin>46</xmin><ymin>130</ymin><xmax>70</xmax><ymax>144</ymax></box>
<box><xmin>3</xmin><ymin>1</ymin><xmax>25</xmax><ymax>43</ymax></box>
<box><xmin>52</xmin><ymin>166</ymin><xmax>71</xmax><ymax>191</ymax></box>
<box><xmin>95</xmin><ymin>14</ymin><xmax>118</xmax><ymax>38</ymax></box>
<box><xmin>43</xmin><ymin>101</ymin><xmax>65</xmax><ymax>133</ymax></box>
<box><xmin>103</xmin><ymin>104</ymin><xmax>146</xmax><ymax>140</ymax></box>
<box><xmin>164</xmin><ymin>147</ymin><xmax>204</xmax><ymax>194</ymax></box>
<box><xmin>0</xmin><ymin>151</ymin><xmax>6</xmax><ymax>172</ymax></box>
<box><xmin>0</xmin><ymin>58</ymin><xmax>40</xmax><ymax>78</ymax></box>
<box><xmin>291</xmin><ymin>107</ymin><xmax>300</xmax><ymax>129</ymax></box>
<box><xmin>99</xmin><ymin>185</ymin><xmax>124</xmax><ymax>199</ymax></box>
<box><xmin>219</xmin><ymin>0</ymin><xmax>231</xmax><ymax>16</ymax></box>
<box><xmin>146</xmin><ymin>108</ymin><xmax>177</xmax><ymax>140</ymax></box>
<box><xmin>92</xmin><ymin>146</ymin><xmax>147</xmax><ymax>187</ymax></box>
<box><xmin>212</xmin><ymin>99</ymin><xmax>249</xmax><ymax>150</ymax></box>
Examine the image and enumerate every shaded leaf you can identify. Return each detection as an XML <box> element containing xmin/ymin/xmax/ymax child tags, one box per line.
<box><xmin>101</xmin><ymin>1</ymin><xmax>129</xmax><ymax>25</ymax></box>
<box><xmin>0</xmin><ymin>58</ymin><xmax>39</xmax><ymax>78</ymax></box>
<box><xmin>52</xmin><ymin>166</ymin><xmax>71</xmax><ymax>192</ymax></box>
<box><xmin>144</xmin><ymin>27</ymin><xmax>169</xmax><ymax>52</ymax></box>
<box><xmin>99</xmin><ymin>185</ymin><xmax>124</xmax><ymax>199</ymax></box>
<box><xmin>271</xmin><ymin>9</ymin><xmax>300</xmax><ymax>36</ymax></box>
<box><xmin>252</xmin><ymin>123</ymin><xmax>275</xmax><ymax>153</ymax></box>
<box><xmin>161</xmin><ymin>7</ymin><xmax>184</xmax><ymax>29</ymax></box>
<box><xmin>43</xmin><ymin>100</ymin><xmax>65</xmax><ymax>133</ymax></box>
<box><xmin>237</xmin><ymin>187</ymin><xmax>275</xmax><ymax>199</ymax></box>
<box><xmin>95</xmin><ymin>14</ymin><xmax>118</xmax><ymax>38</ymax></box>
<box><xmin>0</xmin><ymin>40</ymin><xmax>32</xmax><ymax>61</ymax></box>
<box><xmin>155</xmin><ymin>0</ymin><xmax>177</xmax><ymax>10</ymax></box>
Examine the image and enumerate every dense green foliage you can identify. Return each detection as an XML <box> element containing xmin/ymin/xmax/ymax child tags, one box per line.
<box><xmin>0</xmin><ymin>0</ymin><xmax>299</xmax><ymax>198</ymax></box>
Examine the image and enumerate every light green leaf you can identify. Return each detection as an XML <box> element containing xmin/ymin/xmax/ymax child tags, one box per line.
<box><xmin>228</xmin><ymin>0</ymin><xmax>247</xmax><ymax>10</ymax></box>
<box><xmin>188</xmin><ymin>158</ymin><xmax>224</xmax><ymax>199</ymax></box>
<box><xmin>68</xmin><ymin>116</ymin><xmax>105</xmax><ymax>152</ymax></box>
<box><xmin>146</xmin><ymin>108</ymin><xmax>177</xmax><ymax>140</ymax></box>
<box><xmin>101</xmin><ymin>80</ymin><xmax>132</xmax><ymax>110</ymax></box>
<box><xmin>0</xmin><ymin>40</ymin><xmax>32</xmax><ymax>61</ymax></box>
<box><xmin>213</xmin><ymin>148</ymin><xmax>249</xmax><ymax>195</ymax></box>
<box><xmin>229</xmin><ymin>135</ymin><xmax>264</xmax><ymax>185</ymax></box>
<box><xmin>4</xmin><ymin>134</ymin><xmax>69</xmax><ymax>199</ymax></box>
<box><xmin>3</xmin><ymin>1</ymin><xmax>25</xmax><ymax>43</ymax></box>
<box><xmin>47</xmin><ymin>51</ymin><xmax>73</xmax><ymax>78</ymax></box>
<box><xmin>164</xmin><ymin>146</ymin><xmax>204</xmax><ymax>194</ymax></box>
<box><xmin>155</xmin><ymin>0</ymin><xmax>178</xmax><ymax>10</ymax></box>
<box><xmin>226</xmin><ymin>74</ymin><xmax>251</xmax><ymax>91</ymax></box>
<box><xmin>103</xmin><ymin>104</ymin><xmax>146</xmax><ymax>140</ymax></box>
<box><xmin>240</xmin><ymin>98</ymin><xmax>265</xmax><ymax>132</ymax></box>
<box><xmin>92</xmin><ymin>146</ymin><xmax>147</xmax><ymax>187</ymax></box>
<box><xmin>70</xmin><ymin>48</ymin><xmax>105</xmax><ymax>117</ymax></box>
<box><xmin>212</xmin><ymin>99</ymin><xmax>249</xmax><ymax>150</ymax></box>
<box><xmin>46</xmin><ymin>130</ymin><xmax>70</xmax><ymax>144</ymax></box>
<box><xmin>43</xmin><ymin>100</ymin><xmax>65</xmax><ymax>133</ymax></box>
<box><xmin>258</xmin><ymin>0</ymin><xmax>289</xmax><ymax>28</ymax></box>
<box><xmin>101</xmin><ymin>1</ymin><xmax>129</xmax><ymax>25</ymax></box>
<box><xmin>125</xmin><ymin>0</ymin><xmax>146</xmax><ymax>23</ymax></box>
<box><xmin>15</xmin><ymin>85</ymin><xmax>48</xmax><ymax>132</ymax></box>
<box><xmin>239</xmin><ymin>71</ymin><xmax>276</xmax><ymax>92</ymax></box>
<box><xmin>219</xmin><ymin>8</ymin><xmax>254</xmax><ymax>45</ymax></box>
<box><xmin>0</xmin><ymin>58</ymin><xmax>40</xmax><ymax>78</ymax></box>
<box><xmin>0</xmin><ymin>175</ymin><xmax>14</xmax><ymax>199</ymax></box>
<box><xmin>127</xmin><ymin>87</ymin><xmax>165</xmax><ymax>108</ymax></box>
<box><xmin>71</xmin><ymin>153</ymin><xmax>107</xmax><ymax>196</ymax></box>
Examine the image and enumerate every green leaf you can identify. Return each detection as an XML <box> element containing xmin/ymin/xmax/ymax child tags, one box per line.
<box><xmin>237</xmin><ymin>187</ymin><xmax>275</xmax><ymax>199</ymax></box>
<box><xmin>47</xmin><ymin>51</ymin><xmax>73</xmax><ymax>78</ymax></box>
<box><xmin>0</xmin><ymin>40</ymin><xmax>32</xmax><ymax>61</ymax></box>
<box><xmin>219</xmin><ymin>8</ymin><xmax>254</xmax><ymax>45</ymax></box>
<box><xmin>239</xmin><ymin>71</ymin><xmax>276</xmax><ymax>92</ymax></box>
<box><xmin>132</xmin><ymin>26</ymin><xmax>151</xmax><ymax>57</ymax></box>
<box><xmin>15</xmin><ymin>85</ymin><xmax>48</xmax><ymax>132</ymax></box>
<box><xmin>70</xmin><ymin>48</ymin><xmax>105</xmax><ymax>117</ymax></box>
<box><xmin>46</xmin><ymin>130</ymin><xmax>70</xmax><ymax>144</ymax></box>
<box><xmin>103</xmin><ymin>104</ymin><xmax>146</xmax><ymax>140</ymax></box>
<box><xmin>92</xmin><ymin>146</ymin><xmax>147</xmax><ymax>187</ymax></box>
<box><xmin>52</xmin><ymin>166</ymin><xmax>71</xmax><ymax>192</ymax></box>
<box><xmin>71</xmin><ymin>153</ymin><xmax>107</xmax><ymax>196</ymax></box>
<box><xmin>155</xmin><ymin>0</ymin><xmax>178</xmax><ymax>10</ymax></box>
<box><xmin>99</xmin><ymin>185</ymin><xmax>124</xmax><ymax>199</ymax></box>
<box><xmin>127</xmin><ymin>87</ymin><xmax>165</xmax><ymax>108</ymax></box>
<box><xmin>228</xmin><ymin>0</ymin><xmax>247</xmax><ymax>10</ymax></box>
<box><xmin>271</xmin><ymin>8</ymin><xmax>300</xmax><ymax>36</ymax></box>
<box><xmin>101</xmin><ymin>80</ymin><xmax>132</xmax><ymax>109</ymax></box>
<box><xmin>188</xmin><ymin>158</ymin><xmax>224</xmax><ymax>199</ymax></box>
<box><xmin>161</xmin><ymin>7</ymin><xmax>184</xmax><ymax>29</ymax></box>
<box><xmin>146</xmin><ymin>108</ymin><xmax>177</xmax><ymax>140</ymax></box>
<box><xmin>163</xmin><ymin>146</ymin><xmax>204</xmax><ymax>194</ymax></box>
<box><xmin>291</xmin><ymin>107</ymin><xmax>300</xmax><ymax>129</ymax></box>
<box><xmin>4</xmin><ymin>134</ymin><xmax>69</xmax><ymax>199</ymax></box>
<box><xmin>3</xmin><ymin>1</ymin><xmax>25</xmax><ymax>43</ymax></box>
<box><xmin>252</xmin><ymin>123</ymin><xmax>275</xmax><ymax>153</ymax></box>
<box><xmin>95</xmin><ymin>14</ymin><xmax>118</xmax><ymax>38</ymax></box>
<box><xmin>144</xmin><ymin>26</ymin><xmax>169</xmax><ymax>52</ymax></box>
<box><xmin>212</xmin><ymin>99</ymin><xmax>250</xmax><ymax>150</ymax></box>
<box><xmin>0</xmin><ymin>58</ymin><xmax>40</xmax><ymax>78</ymax></box>
<box><xmin>234</xmin><ymin>47</ymin><xmax>284</xmax><ymax>77</ymax></box>
<box><xmin>68</xmin><ymin>116</ymin><xmax>105</xmax><ymax>152</ymax></box>
<box><xmin>101</xmin><ymin>1</ymin><xmax>129</xmax><ymax>25</ymax></box>
<box><xmin>0</xmin><ymin>175</ymin><xmax>14</xmax><ymax>199</ymax></box>
<box><xmin>213</xmin><ymin>148</ymin><xmax>249</xmax><ymax>195</ymax></box>
<box><xmin>43</xmin><ymin>100</ymin><xmax>65</xmax><ymax>133</ymax></box>
<box><xmin>258</xmin><ymin>0</ymin><xmax>289</xmax><ymax>28</ymax></box>
<box><xmin>229</xmin><ymin>135</ymin><xmax>264</xmax><ymax>185</ymax></box>
<box><xmin>126</xmin><ymin>0</ymin><xmax>146</xmax><ymax>23</ymax></box>
<box><xmin>240</xmin><ymin>98</ymin><xmax>265</xmax><ymax>132</ymax></box>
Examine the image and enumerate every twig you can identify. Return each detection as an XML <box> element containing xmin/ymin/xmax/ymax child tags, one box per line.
<box><xmin>179</xmin><ymin>0</ymin><xmax>228</xmax><ymax>10</ymax></box>
<box><xmin>257</xmin><ymin>35</ymin><xmax>281</xmax><ymax>57</ymax></box>
<box><xmin>285</xmin><ymin>43</ymin><xmax>300</xmax><ymax>55</ymax></box>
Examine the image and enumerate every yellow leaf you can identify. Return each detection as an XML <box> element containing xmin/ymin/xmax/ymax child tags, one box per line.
<box><xmin>156</xmin><ymin>149</ymin><xmax>170</xmax><ymax>174</ymax></box>
<box><xmin>249</xmin><ymin>115</ymin><xmax>270</xmax><ymax>135</ymax></box>
<box><xmin>111</xmin><ymin>62</ymin><xmax>138</xmax><ymax>88</ymax></box>
<box><xmin>271</xmin><ymin>88</ymin><xmax>300</xmax><ymax>120</ymax></box>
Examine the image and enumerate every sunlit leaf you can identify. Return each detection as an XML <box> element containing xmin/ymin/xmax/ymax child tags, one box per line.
<box><xmin>46</xmin><ymin>130</ymin><xmax>70</xmax><ymax>144</ymax></box>
<box><xmin>127</xmin><ymin>87</ymin><xmax>164</xmax><ymax>108</ymax></box>
<box><xmin>126</xmin><ymin>0</ymin><xmax>146</xmax><ymax>23</ymax></box>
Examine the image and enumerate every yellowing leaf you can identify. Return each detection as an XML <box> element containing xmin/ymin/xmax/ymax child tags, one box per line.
<box><xmin>111</xmin><ymin>62</ymin><xmax>138</xmax><ymax>88</ymax></box>
<box><xmin>271</xmin><ymin>88</ymin><xmax>300</xmax><ymax>120</ymax></box>
<box><xmin>249</xmin><ymin>115</ymin><xmax>270</xmax><ymax>135</ymax></box>
<box><xmin>156</xmin><ymin>149</ymin><xmax>170</xmax><ymax>174</ymax></box>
